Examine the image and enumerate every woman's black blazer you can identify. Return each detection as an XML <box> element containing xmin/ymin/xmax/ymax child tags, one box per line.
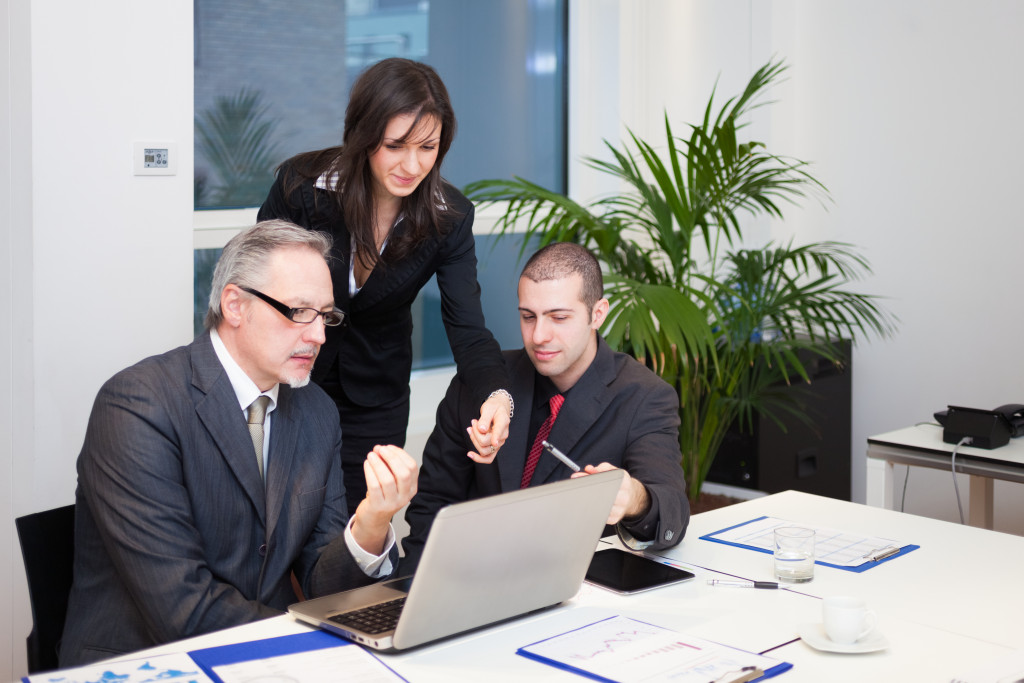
<box><xmin>257</xmin><ymin>160</ymin><xmax>508</xmax><ymax>410</ymax></box>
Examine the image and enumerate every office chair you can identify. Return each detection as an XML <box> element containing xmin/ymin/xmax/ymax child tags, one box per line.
<box><xmin>15</xmin><ymin>504</ymin><xmax>76</xmax><ymax>673</ymax></box>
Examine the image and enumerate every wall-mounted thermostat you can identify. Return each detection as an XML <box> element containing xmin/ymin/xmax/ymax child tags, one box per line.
<box><xmin>134</xmin><ymin>141</ymin><xmax>178</xmax><ymax>176</ymax></box>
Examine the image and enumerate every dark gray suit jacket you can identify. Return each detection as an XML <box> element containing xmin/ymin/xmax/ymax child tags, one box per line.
<box><xmin>60</xmin><ymin>332</ymin><xmax>391</xmax><ymax>666</ymax></box>
<box><xmin>402</xmin><ymin>336</ymin><xmax>689</xmax><ymax>573</ymax></box>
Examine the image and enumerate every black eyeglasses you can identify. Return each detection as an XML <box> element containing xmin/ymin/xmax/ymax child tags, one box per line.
<box><xmin>238</xmin><ymin>286</ymin><xmax>345</xmax><ymax>327</ymax></box>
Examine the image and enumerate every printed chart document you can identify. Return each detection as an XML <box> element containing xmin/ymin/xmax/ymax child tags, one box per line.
<box><xmin>22</xmin><ymin>652</ymin><xmax>213</xmax><ymax>683</ymax></box>
<box><xmin>517</xmin><ymin>615</ymin><xmax>791</xmax><ymax>683</ymax></box>
<box><xmin>701</xmin><ymin>515</ymin><xmax>919</xmax><ymax>571</ymax></box>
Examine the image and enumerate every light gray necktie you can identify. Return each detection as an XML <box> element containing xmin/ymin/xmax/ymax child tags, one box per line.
<box><xmin>247</xmin><ymin>395</ymin><xmax>270</xmax><ymax>479</ymax></box>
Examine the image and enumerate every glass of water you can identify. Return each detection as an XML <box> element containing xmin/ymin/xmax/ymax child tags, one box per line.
<box><xmin>774</xmin><ymin>526</ymin><xmax>815</xmax><ymax>583</ymax></box>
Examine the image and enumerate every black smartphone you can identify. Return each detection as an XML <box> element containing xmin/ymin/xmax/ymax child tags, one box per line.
<box><xmin>584</xmin><ymin>549</ymin><xmax>695</xmax><ymax>594</ymax></box>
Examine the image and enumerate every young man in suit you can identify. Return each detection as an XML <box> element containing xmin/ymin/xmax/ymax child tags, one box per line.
<box><xmin>61</xmin><ymin>221</ymin><xmax>418</xmax><ymax>666</ymax></box>
<box><xmin>401</xmin><ymin>242</ymin><xmax>688</xmax><ymax>573</ymax></box>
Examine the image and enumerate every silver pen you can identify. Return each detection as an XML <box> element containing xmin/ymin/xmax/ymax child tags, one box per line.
<box><xmin>707</xmin><ymin>579</ymin><xmax>779</xmax><ymax>589</ymax></box>
<box><xmin>542</xmin><ymin>440</ymin><xmax>581</xmax><ymax>472</ymax></box>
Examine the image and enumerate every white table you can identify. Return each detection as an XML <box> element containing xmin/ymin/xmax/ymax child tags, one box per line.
<box><xmin>87</xmin><ymin>490</ymin><xmax>1022</xmax><ymax>682</ymax></box>
<box><xmin>866</xmin><ymin>424</ymin><xmax>1024</xmax><ymax>528</ymax></box>
<box><xmin>649</xmin><ymin>490</ymin><xmax>1024</xmax><ymax>649</ymax></box>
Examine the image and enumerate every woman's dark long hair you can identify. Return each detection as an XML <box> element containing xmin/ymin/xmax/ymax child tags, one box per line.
<box><xmin>282</xmin><ymin>58</ymin><xmax>458</xmax><ymax>268</ymax></box>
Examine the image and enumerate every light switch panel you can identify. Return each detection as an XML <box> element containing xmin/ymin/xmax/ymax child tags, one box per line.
<box><xmin>134</xmin><ymin>141</ymin><xmax>177</xmax><ymax>176</ymax></box>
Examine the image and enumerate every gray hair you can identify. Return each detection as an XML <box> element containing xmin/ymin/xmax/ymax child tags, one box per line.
<box><xmin>204</xmin><ymin>220</ymin><xmax>333</xmax><ymax>330</ymax></box>
<box><xmin>520</xmin><ymin>242</ymin><xmax>604</xmax><ymax>310</ymax></box>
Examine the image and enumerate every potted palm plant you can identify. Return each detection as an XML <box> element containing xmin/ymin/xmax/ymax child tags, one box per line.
<box><xmin>465</xmin><ymin>59</ymin><xmax>895</xmax><ymax>502</ymax></box>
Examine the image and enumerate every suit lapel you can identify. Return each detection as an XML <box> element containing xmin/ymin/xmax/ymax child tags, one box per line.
<box><xmin>497</xmin><ymin>352</ymin><xmax>536</xmax><ymax>492</ymax></box>
<box><xmin>531</xmin><ymin>337</ymin><xmax>616</xmax><ymax>486</ymax></box>
<box><xmin>350</xmin><ymin>218</ymin><xmax>436</xmax><ymax>312</ymax></box>
<box><xmin>191</xmin><ymin>333</ymin><xmax>267</xmax><ymax>525</ymax></box>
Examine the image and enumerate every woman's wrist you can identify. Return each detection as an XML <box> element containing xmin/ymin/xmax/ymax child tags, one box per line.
<box><xmin>487</xmin><ymin>389</ymin><xmax>514</xmax><ymax>419</ymax></box>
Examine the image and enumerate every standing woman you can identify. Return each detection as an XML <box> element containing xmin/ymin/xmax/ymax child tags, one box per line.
<box><xmin>258</xmin><ymin>58</ymin><xmax>512</xmax><ymax>514</ymax></box>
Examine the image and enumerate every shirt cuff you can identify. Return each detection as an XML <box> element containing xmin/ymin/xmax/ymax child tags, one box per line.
<box><xmin>344</xmin><ymin>517</ymin><xmax>395</xmax><ymax>578</ymax></box>
<box><xmin>615</xmin><ymin>523</ymin><xmax>654</xmax><ymax>551</ymax></box>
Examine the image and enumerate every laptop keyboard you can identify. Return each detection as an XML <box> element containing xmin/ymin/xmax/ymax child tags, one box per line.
<box><xmin>327</xmin><ymin>597</ymin><xmax>406</xmax><ymax>635</ymax></box>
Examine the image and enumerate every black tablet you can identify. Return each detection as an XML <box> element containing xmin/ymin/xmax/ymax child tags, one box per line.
<box><xmin>584</xmin><ymin>549</ymin><xmax>695</xmax><ymax>594</ymax></box>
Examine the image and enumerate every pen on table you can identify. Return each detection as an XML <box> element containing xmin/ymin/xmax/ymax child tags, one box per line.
<box><xmin>707</xmin><ymin>579</ymin><xmax>779</xmax><ymax>590</ymax></box>
<box><xmin>542</xmin><ymin>440</ymin><xmax>581</xmax><ymax>473</ymax></box>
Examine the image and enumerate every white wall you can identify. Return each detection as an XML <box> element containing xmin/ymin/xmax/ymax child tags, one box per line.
<box><xmin>6</xmin><ymin>0</ymin><xmax>1024</xmax><ymax>678</ymax></box>
<box><xmin>2</xmin><ymin>1</ymin><xmax>26</xmax><ymax>677</ymax></box>
<box><xmin>766</xmin><ymin>1</ymin><xmax>1024</xmax><ymax>529</ymax></box>
<box><xmin>571</xmin><ymin>0</ymin><xmax>1024</xmax><ymax>530</ymax></box>
<box><xmin>3</xmin><ymin>1</ymin><xmax>194</xmax><ymax>677</ymax></box>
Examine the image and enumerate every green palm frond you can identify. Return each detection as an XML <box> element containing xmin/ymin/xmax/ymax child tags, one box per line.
<box><xmin>718</xmin><ymin>242</ymin><xmax>896</xmax><ymax>346</ymax></box>
<box><xmin>464</xmin><ymin>176</ymin><xmax>607</xmax><ymax>254</ymax></box>
<box><xmin>602</xmin><ymin>276</ymin><xmax>716</xmax><ymax>379</ymax></box>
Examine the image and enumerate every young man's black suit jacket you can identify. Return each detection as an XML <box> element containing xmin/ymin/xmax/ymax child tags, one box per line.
<box><xmin>402</xmin><ymin>336</ymin><xmax>689</xmax><ymax>573</ymax></box>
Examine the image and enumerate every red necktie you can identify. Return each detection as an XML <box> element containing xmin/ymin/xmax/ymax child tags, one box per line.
<box><xmin>520</xmin><ymin>393</ymin><xmax>565</xmax><ymax>489</ymax></box>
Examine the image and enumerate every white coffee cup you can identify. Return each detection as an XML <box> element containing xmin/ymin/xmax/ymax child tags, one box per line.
<box><xmin>822</xmin><ymin>596</ymin><xmax>877</xmax><ymax>644</ymax></box>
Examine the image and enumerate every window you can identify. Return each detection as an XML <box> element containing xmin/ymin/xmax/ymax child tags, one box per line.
<box><xmin>193</xmin><ymin>0</ymin><xmax>567</xmax><ymax>364</ymax></box>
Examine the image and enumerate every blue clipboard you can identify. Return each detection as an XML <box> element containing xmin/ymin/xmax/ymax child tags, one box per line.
<box><xmin>516</xmin><ymin>615</ymin><xmax>793</xmax><ymax>683</ymax></box>
<box><xmin>700</xmin><ymin>515</ymin><xmax>920</xmax><ymax>573</ymax></box>
<box><xmin>188</xmin><ymin>630</ymin><xmax>407</xmax><ymax>682</ymax></box>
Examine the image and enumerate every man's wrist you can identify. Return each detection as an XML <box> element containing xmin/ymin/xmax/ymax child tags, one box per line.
<box><xmin>623</xmin><ymin>480</ymin><xmax>651</xmax><ymax>522</ymax></box>
<box><xmin>350</xmin><ymin>511</ymin><xmax>391</xmax><ymax>554</ymax></box>
<box><xmin>344</xmin><ymin>518</ymin><xmax>395</xmax><ymax>577</ymax></box>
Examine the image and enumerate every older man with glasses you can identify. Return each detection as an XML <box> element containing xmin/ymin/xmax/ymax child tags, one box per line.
<box><xmin>60</xmin><ymin>220</ymin><xmax>417</xmax><ymax>667</ymax></box>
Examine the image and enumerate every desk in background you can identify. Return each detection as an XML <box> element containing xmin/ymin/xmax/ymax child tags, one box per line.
<box><xmin>866</xmin><ymin>424</ymin><xmax>1024</xmax><ymax>528</ymax></box>
<box><xmin>85</xmin><ymin>491</ymin><xmax>1020</xmax><ymax>682</ymax></box>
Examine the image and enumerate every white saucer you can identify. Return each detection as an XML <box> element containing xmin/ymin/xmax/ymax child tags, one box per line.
<box><xmin>797</xmin><ymin>622</ymin><xmax>889</xmax><ymax>653</ymax></box>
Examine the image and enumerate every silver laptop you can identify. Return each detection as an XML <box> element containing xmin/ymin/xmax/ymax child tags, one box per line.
<box><xmin>288</xmin><ymin>469</ymin><xmax>624</xmax><ymax>651</ymax></box>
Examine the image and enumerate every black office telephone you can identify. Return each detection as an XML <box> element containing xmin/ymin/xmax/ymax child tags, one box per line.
<box><xmin>935</xmin><ymin>404</ymin><xmax>1024</xmax><ymax>448</ymax></box>
<box><xmin>995</xmin><ymin>404</ymin><xmax>1024</xmax><ymax>437</ymax></box>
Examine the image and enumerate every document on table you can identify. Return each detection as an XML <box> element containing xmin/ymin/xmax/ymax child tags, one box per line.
<box><xmin>210</xmin><ymin>645</ymin><xmax>403</xmax><ymax>683</ymax></box>
<box><xmin>701</xmin><ymin>515</ymin><xmax>917</xmax><ymax>569</ymax></box>
<box><xmin>188</xmin><ymin>630</ymin><xmax>406</xmax><ymax>683</ymax></box>
<box><xmin>21</xmin><ymin>652</ymin><xmax>213</xmax><ymax>683</ymax></box>
<box><xmin>517</xmin><ymin>615</ymin><xmax>791</xmax><ymax>683</ymax></box>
